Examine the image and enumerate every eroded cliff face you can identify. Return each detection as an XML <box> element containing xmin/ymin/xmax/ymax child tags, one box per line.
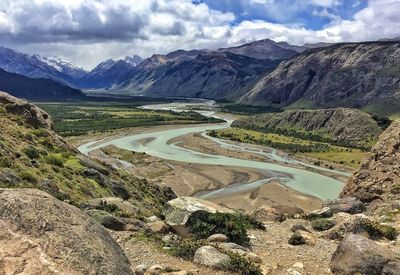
<box><xmin>341</xmin><ymin>120</ymin><xmax>400</xmax><ymax>214</ymax></box>
<box><xmin>232</xmin><ymin>108</ymin><xmax>383</xmax><ymax>146</ymax></box>
<box><xmin>240</xmin><ymin>42</ymin><xmax>400</xmax><ymax>117</ymax></box>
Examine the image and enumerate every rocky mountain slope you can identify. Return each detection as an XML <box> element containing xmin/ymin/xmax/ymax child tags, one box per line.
<box><xmin>0</xmin><ymin>47</ymin><xmax>87</xmax><ymax>86</ymax></box>
<box><xmin>240</xmin><ymin>42</ymin><xmax>400</xmax><ymax>118</ymax></box>
<box><xmin>0</xmin><ymin>91</ymin><xmax>173</xmax><ymax>209</ymax></box>
<box><xmin>78</xmin><ymin>56</ymin><xmax>143</xmax><ymax>89</ymax></box>
<box><xmin>0</xmin><ymin>68</ymin><xmax>84</xmax><ymax>99</ymax></box>
<box><xmin>218</xmin><ymin>39</ymin><xmax>301</xmax><ymax>60</ymax></box>
<box><xmin>341</xmin><ymin>119</ymin><xmax>400</xmax><ymax>214</ymax></box>
<box><xmin>117</xmin><ymin>51</ymin><xmax>280</xmax><ymax>99</ymax></box>
<box><xmin>232</xmin><ymin>108</ymin><xmax>384</xmax><ymax>147</ymax></box>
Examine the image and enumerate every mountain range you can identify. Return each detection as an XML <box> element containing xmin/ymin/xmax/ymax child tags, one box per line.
<box><xmin>1</xmin><ymin>39</ymin><xmax>399</xmax><ymax>117</ymax></box>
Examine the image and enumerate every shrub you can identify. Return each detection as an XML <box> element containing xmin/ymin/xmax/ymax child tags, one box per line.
<box><xmin>23</xmin><ymin>146</ymin><xmax>40</xmax><ymax>159</ymax></box>
<box><xmin>170</xmin><ymin>238</ymin><xmax>206</xmax><ymax>260</ymax></box>
<box><xmin>288</xmin><ymin>231</ymin><xmax>305</xmax><ymax>245</ymax></box>
<box><xmin>359</xmin><ymin>219</ymin><xmax>398</xmax><ymax>240</ymax></box>
<box><xmin>45</xmin><ymin>154</ymin><xmax>64</xmax><ymax>167</ymax></box>
<box><xmin>30</xmin><ymin>128</ymin><xmax>48</xmax><ymax>137</ymax></box>
<box><xmin>311</xmin><ymin>218</ymin><xmax>336</xmax><ymax>231</ymax></box>
<box><xmin>0</xmin><ymin>157</ymin><xmax>13</xmax><ymax>168</ymax></box>
<box><xmin>19</xmin><ymin>170</ymin><xmax>38</xmax><ymax>183</ymax></box>
<box><xmin>96</xmin><ymin>201</ymin><xmax>119</xmax><ymax>213</ymax></box>
<box><xmin>226</xmin><ymin>251</ymin><xmax>262</xmax><ymax>275</ymax></box>
<box><xmin>187</xmin><ymin>211</ymin><xmax>264</xmax><ymax>246</ymax></box>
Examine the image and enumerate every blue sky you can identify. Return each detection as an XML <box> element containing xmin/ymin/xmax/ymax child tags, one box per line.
<box><xmin>0</xmin><ymin>0</ymin><xmax>399</xmax><ymax>69</ymax></box>
<box><xmin>194</xmin><ymin>0</ymin><xmax>368</xmax><ymax>30</ymax></box>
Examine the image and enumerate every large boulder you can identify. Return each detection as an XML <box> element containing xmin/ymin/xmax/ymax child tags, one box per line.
<box><xmin>251</xmin><ymin>204</ymin><xmax>304</xmax><ymax>222</ymax></box>
<box><xmin>162</xmin><ymin>197</ymin><xmax>233</xmax><ymax>235</ymax></box>
<box><xmin>193</xmin><ymin>246</ymin><xmax>230</xmax><ymax>269</ymax></box>
<box><xmin>323</xmin><ymin>197</ymin><xmax>365</xmax><ymax>214</ymax></box>
<box><xmin>330</xmin><ymin>234</ymin><xmax>400</xmax><ymax>275</ymax></box>
<box><xmin>0</xmin><ymin>188</ymin><xmax>133</xmax><ymax>274</ymax></box>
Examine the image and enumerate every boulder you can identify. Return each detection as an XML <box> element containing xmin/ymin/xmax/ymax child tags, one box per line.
<box><xmin>193</xmin><ymin>245</ymin><xmax>230</xmax><ymax>269</ymax></box>
<box><xmin>288</xmin><ymin>230</ymin><xmax>316</xmax><ymax>246</ymax></box>
<box><xmin>163</xmin><ymin>197</ymin><xmax>233</xmax><ymax>235</ymax></box>
<box><xmin>145</xmin><ymin>215</ymin><xmax>161</xmax><ymax>223</ymax></box>
<box><xmin>323</xmin><ymin>197</ymin><xmax>365</xmax><ymax>214</ymax></box>
<box><xmin>306</xmin><ymin>207</ymin><xmax>332</xmax><ymax>220</ymax></box>
<box><xmin>330</xmin><ymin>234</ymin><xmax>400</xmax><ymax>275</ymax></box>
<box><xmin>251</xmin><ymin>204</ymin><xmax>304</xmax><ymax>223</ymax></box>
<box><xmin>148</xmin><ymin>221</ymin><xmax>169</xmax><ymax>234</ymax></box>
<box><xmin>290</xmin><ymin>224</ymin><xmax>311</xmax><ymax>233</ymax></box>
<box><xmin>207</xmin><ymin>233</ymin><xmax>228</xmax><ymax>243</ymax></box>
<box><xmin>100</xmin><ymin>215</ymin><xmax>148</xmax><ymax>232</ymax></box>
<box><xmin>134</xmin><ymin>264</ymin><xmax>148</xmax><ymax>275</ymax></box>
<box><xmin>0</xmin><ymin>188</ymin><xmax>133</xmax><ymax>274</ymax></box>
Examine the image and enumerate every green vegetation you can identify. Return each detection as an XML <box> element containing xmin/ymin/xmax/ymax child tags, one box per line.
<box><xmin>225</xmin><ymin>251</ymin><xmax>262</xmax><ymax>275</ymax></box>
<box><xmin>0</xmin><ymin>103</ymin><xmax>170</xmax><ymax>216</ymax></box>
<box><xmin>311</xmin><ymin>218</ymin><xmax>336</xmax><ymax>231</ymax></box>
<box><xmin>209</xmin><ymin>127</ymin><xmax>367</xmax><ymax>168</ymax></box>
<box><xmin>288</xmin><ymin>231</ymin><xmax>306</xmax><ymax>245</ymax></box>
<box><xmin>218</xmin><ymin>103</ymin><xmax>282</xmax><ymax>115</ymax></box>
<box><xmin>170</xmin><ymin>238</ymin><xmax>207</xmax><ymax>260</ymax></box>
<box><xmin>359</xmin><ymin>219</ymin><xmax>398</xmax><ymax>240</ymax></box>
<box><xmin>37</xmin><ymin>101</ymin><xmax>223</xmax><ymax>136</ymax></box>
<box><xmin>186</xmin><ymin>211</ymin><xmax>264</xmax><ymax>246</ymax></box>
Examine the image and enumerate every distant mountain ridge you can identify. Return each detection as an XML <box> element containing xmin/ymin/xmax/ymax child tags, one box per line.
<box><xmin>240</xmin><ymin>41</ymin><xmax>400</xmax><ymax>117</ymax></box>
<box><xmin>0</xmin><ymin>68</ymin><xmax>84</xmax><ymax>99</ymax></box>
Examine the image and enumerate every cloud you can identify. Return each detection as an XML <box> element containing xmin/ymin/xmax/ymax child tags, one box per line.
<box><xmin>0</xmin><ymin>0</ymin><xmax>399</xmax><ymax>69</ymax></box>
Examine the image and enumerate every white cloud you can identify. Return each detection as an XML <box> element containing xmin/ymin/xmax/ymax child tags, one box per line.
<box><xmin>0</xmin><ymin>0</ymin><xmax>399</xmax><ymax>69</ymax></box>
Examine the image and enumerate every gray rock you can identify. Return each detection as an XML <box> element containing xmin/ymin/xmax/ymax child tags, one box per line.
<box><xmin>306</xmin><ymin>207</ymin><xmax>332</xmax><ymax>220</ymax></box>
<box><xmin>100</xmin><ymin>215</ymin><xmax>126</xmax><ymax>231</ymax></box>
<box><xmin>323</xmin><ymin>197</ymin><xmax>365</xmax><ymax>214</ymax></box>
<box><xmin>207</xmin><ymin>233</ymin><xmax>228</xmax><ymax>243</ymax></box>
<box><xmin>0</xmin><ymin>188</ymin><xmax>133</xmax><ymax>274</ymax></box>
<box><xmin>163</xmin><ymin>197</ymin><xmax>233</xmax><ymax>235</ymax></box>
<box><xmin>288</xmin><ymin>230</ymin><xmax>316</xmax><ymax>246</ymax></box>
<box><xmin>134</xmin><ymin>264</ymin><xmax>147</xmax><ymax>275</ymax></box>
<box><xmin>330</xmin><ymin>234</ymin><xmax>400</xmax><ymax>275</ymax></box>
<box><xmin>194</xmin><ymin>245</ymin><xmax>230</xmax><ymax>269</ymax></box>
<box><xmin>290</xmin><ymin>224</ymin><xmax>311</xmax><ymax>233</ymax></box>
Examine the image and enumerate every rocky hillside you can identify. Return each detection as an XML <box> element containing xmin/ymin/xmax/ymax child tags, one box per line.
<box><xmin>0</xmin><ymin>91</ymin><xmax>173</xmax><ymax>211</ymax></box>
<box><xmin>341</xmin><ymin>119</ymin><xmax>400</xmax><ymax>214</ymax></box>
<box><xmin>240</xmin><ymin>42</ymin><xmax>400</xmax><ymax>118</ymax></box>
<box><xmin>232</xmin><ymin>108</ymin><xmax>384</xmax><ymax>147</ymax></box>
<box><xmin>0</xmin><ymin>68</ymin><xmax>84</xmax><ymax>99</ymax></box>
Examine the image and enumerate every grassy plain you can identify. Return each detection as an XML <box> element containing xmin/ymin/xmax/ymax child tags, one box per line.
<box><xmin>209</xmin><ymin>127</ymin><xmax>368</xmax><ymax>169</ymax></box>
<box><xmin>37</xmin><ymin>100</ymin><xmax>223</xmax><ymax>137</ymax></box>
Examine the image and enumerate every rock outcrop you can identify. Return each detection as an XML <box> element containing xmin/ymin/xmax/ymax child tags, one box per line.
<box><xmin>330</xmin><ymin>234</ymin><xmax>400</xmax><ymax>275</ymax></box>
<box><xmin>341</xmin><ymin>120</ymin><xmax>400</xmax><ymax>214</ymax></box>
<box><xmin>240</xmin><ymin>41</ymin><xmax>400</xmax><ymax>118</ymax></box>
<box><xmin>232</xmin><ymin>108</ymin><xmax>384</xmax><ymax>146</ymax></box>
<box><xmin>163</xmin><ymin>197</ymin><xmax>233</xmax><ymax>235</ymax></box>
<box><xmin>0</xmin><ymin>188</ymin><xmax>133</xmax><ymax>274</ymax></box>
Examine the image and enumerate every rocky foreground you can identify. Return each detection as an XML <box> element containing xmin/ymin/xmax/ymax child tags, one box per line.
<box><xmin>1</xmin><ymin>92</ymin><xmax>400</xmax><ymax>274</ymax></box>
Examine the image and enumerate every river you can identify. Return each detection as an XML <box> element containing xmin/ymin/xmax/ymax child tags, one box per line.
<box><xmin>78</xmin><ymin>100</ymin><xmax>346</xmax><ymax>201</ymax></box>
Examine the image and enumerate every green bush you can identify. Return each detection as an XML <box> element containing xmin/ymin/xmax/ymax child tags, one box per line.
<box><xmin>23</xmin><ymin>146</ymin><xmax>40</xmax><ymax>159</ymax></box>
<box><xmin>359</xmin><ymin>219</ymin><xmax>398</xmax><ymax>240</ymax></box>
<box><xmin>20</xmin><ymin>170</ymin><xmax>38</xmax><ymax>183</ymax></box>
<box><xmin>226</xmin><ymin>251</ymin><xmax>262</xmax><ymax>275</ymax></box>
<box><xmin>311</xmin><ymin>218</ymin><xmax>336</xmax><ymax>231</ymax></box>
<box><xmin>0</xmin><ymin>157</ymin><xmax>13</xmax><ymax>168</ymax></box>
<box><xmin>45</xmin><ymin>154</ymin><xmax>64</xmax><ymax>167</ymax></box>
<box><xmin>288</xmin><ymin>231</ymin><xmax>305</xmax><ymax>245</ymax></box>
<box><xmin>170</xmin><ymin>238</ymin><xmax>206</xmax><ymax>260</ymax></box>
<box><xmin>187</xmin><ymin>211</ymin><xmax>264</xmax><ymax>246</ymax></box>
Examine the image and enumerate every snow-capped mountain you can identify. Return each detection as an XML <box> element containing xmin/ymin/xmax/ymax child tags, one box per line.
<box><xmin>0</xmin><ymin>46</ymin><xmax>87</xmax><ymax>86</ymax></box>
<box><xmin>77</xmin><ymin>55</ymin><xmax>143</xmax><ymax>89</ymax></box>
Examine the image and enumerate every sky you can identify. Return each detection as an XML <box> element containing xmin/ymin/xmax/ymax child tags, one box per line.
<box><xmin>0</xmin><ymin>0</ymin><xmax>399</xmax><ymax>70</ymax></box>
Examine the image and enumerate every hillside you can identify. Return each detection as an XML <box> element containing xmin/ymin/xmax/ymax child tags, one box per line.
<box><xmin>0</xmin><ymin>91</ymin><xmax>173</xmax><ymax>212</ymax></box>
<box><xmin>240</xmin><ymin>42</ymin><xmax>400</xmax><ymax>118</ymax></box>
<box><xmin>0</xmin><ymin>46</ymin><xmax>86</xmax><ymax>86</ymax></box>
<box><xmin>232</xmin><ymin>108</ymin><xmax>384</xmax><ymax>147</ymax></box>
<box><xmin>117</xmin><ymin>52</ymin><xmax>280</xmax><ymax>99</ymax></box>
<box><xmin>0</xmin><ymin>68</ymin><xmax>84</xmax><ymax>99</ymax></box>
<box><xmin>341</xmin><ymin>119</ymin><xmax>400</xmax><ymax>214</ymax></box>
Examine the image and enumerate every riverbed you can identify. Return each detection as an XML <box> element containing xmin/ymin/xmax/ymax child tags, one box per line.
<box><xmin>78</xmin><ymin>100</ymin><xmax>345</xmax><ymax>201</ymax></box>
